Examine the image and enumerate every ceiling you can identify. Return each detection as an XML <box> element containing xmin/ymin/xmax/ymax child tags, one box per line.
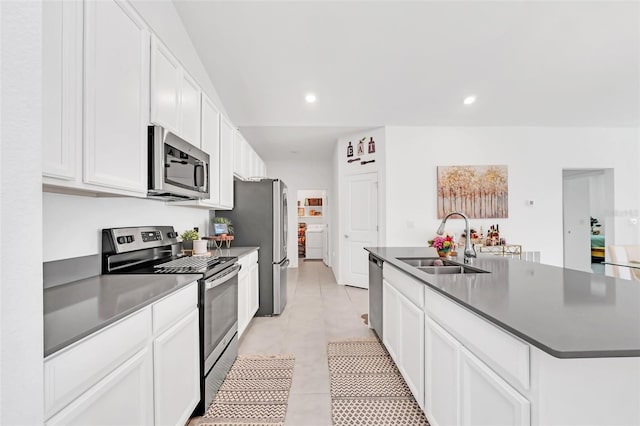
<box><xmin>173</xmin><ymin>0</ymin><xmax>639</xmax><ymax>160</ymax></box>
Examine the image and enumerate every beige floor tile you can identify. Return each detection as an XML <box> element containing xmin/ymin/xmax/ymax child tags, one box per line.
<box><xmin>284</xmin><ymin>393</ymin><xmax>333</xmax><ymax>426</ymax></box>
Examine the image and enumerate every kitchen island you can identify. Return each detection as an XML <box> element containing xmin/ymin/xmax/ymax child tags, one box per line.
<box><xmin>366</xmin><ymin>247</ymin><xmax>640</xmax><ymax>426</ymax></box>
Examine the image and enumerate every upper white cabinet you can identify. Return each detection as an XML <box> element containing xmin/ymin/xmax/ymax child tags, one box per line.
<box><xmin>150</xmin><ymin>36</ymin><xmax>201</xmax><ymax>148</ymax></box>
<box><xmin>150</xmin><ymin>36</ymin><xmax>180</xmax><ymax>133</ymax></box>
<box><xmin>43</xmin><ymin>0</ymin><xmax>149</xmax><ymax>197</ymax></box>
<box><xmin>219</xmin><ymin>115</ymin><xmax>235</xmax><ymax>209</ymax></box>
<box><xmin>42</xmin><ymin>0</ymin><xmax>82</xmax><ymax>181</ymax></box>
<box><xmin>83</xmin><ymin>0</ymin><xmax>149</xmax><ymax>195</ymax></box>
<box><xmin>201</xmin><ymin>95</ymin><xmax>221</xmax><ymax>206</ymax></box>
<box><xmin>178</xmin><ymin>71</ymin><xmax>201</xmax><ymax>147</ymax></box>
<box><xmin>234</xmin><ymin>131</ymin><xmax>266</xmax><ymax>181</ymax></box>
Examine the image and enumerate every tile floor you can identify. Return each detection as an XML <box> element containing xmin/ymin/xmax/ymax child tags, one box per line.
<box><xmin>239</xmin><ymin>259</ymin><xmax>374</xmax><ymax>426</ymax></box>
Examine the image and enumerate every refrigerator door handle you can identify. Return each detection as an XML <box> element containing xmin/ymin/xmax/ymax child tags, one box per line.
<box><xmin>280</xmin><ymin>258</ymin><xmax>290</xmax><ymax>268</ymax></box>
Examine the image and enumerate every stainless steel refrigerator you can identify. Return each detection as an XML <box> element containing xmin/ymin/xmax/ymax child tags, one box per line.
<box><xmin>222</xmin><ymin>179</ymin><xmax>289</xmax><ymax>316</ymax></box>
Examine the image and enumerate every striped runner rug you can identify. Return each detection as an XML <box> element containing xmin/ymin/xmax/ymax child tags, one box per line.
<box><xmin>199</xmin><ymin>354</ymin><xmax>295</xmax><ymax>426</ymax></box>
<box><xmin>327</xmin><ymin>338</ymin><xmax>429</xmax><ymax>426</ymax></box>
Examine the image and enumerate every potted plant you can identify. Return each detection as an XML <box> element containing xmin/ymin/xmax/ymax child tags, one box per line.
<box><xmin>211</xmin><ymin>216</ymin><xmax>234</xmax><ymax>236</ymax></box>
<box><xmin>428</xmin><ymin>235</ymin><xmax>454</xmax><ymax>257</ymax></box>
<box><xmin>590</xmin><ymin>217</ymin><xmax>602</xmax><ymax>235</ymax></box>
<box><xmin>181</xmin><ymin>229</ymin><xmax>200</xmax><ymax>251</ymax></box>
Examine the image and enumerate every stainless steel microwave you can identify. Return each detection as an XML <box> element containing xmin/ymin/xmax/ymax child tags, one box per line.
<box><xmin>148</xmin><ymin>126</ymin><xmax>210</xmax><ymax>201</ymax></box>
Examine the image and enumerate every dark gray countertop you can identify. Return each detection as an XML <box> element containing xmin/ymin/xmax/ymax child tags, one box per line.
<box><xmin>366</xmin><ymin>247</ymin><xmax>640</xmax><ymax>359</ymax></box>
<box><xmin>44</xmin><ymin>274</ymin><xmax>198</xmax><ymax>357</ymax></box>
<box><xmin>211</xmin><ymin>246</ymin><xmax>259</xmax><ymax>259</ymax></box>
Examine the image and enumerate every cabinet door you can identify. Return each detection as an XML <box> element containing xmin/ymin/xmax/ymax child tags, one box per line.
<box><xmin>150</xmin><ymin>36</ymin><xmax>179</xmax><ymax>133</ymax></box>
<box><xmin>249</xmin><ymin>262</ymin><xmax>259</xmax><ymax>317</ymax></box>
<box><xmin>425</xmin><ymin>317</ymin><xmax>460</xmax><ymax>426</ymax></box>
<box><xmin>84</xmin><ymin>0</ymin><xmax>149</xmax><ymax>194</ymax></box>
<box><xmin>153</xmin><ymin>309</ymin><xmax>200</xmax><ymax>426</ymax></box>
<box><xmin>42</xmin><ymin>0</ymin><xmax>82</xmax><ymax>181</ymax></box>
<box><xmin>46</xmin><ymin>347</ymin><xmax>153</xmax><ymax>426</ymax></box>
<box><xmin>399</xmin><ymin>293</ymin><xmax>425</xmax><ymax>408</ymax></box>
<box><xmin>460</xmin><ymin>347</ymin><xmax>530</xmax><ymax>426</ymax></box>
<box><xmin>219</xmin><ymin>115</ymin><xmax>235</xmax><ymax>209</ymax></box>
<box><xmin>233</xmin><ymin>131</ymin><xmax>244</xmax><ymax>179</ymax></box>
<box><xmin>382</xmin><ymin>280</ymin><xmax>400</xmax><ymax>363</ymax></box>
<box><xmin>201</xmin><ymin>95</ymin><xmax>221</xmax><ymax>206</ymax></box>
<box><xmin>179</xmin><ymin>71</ymin><xmax>201</xmax><ymax>146</ymax></box>
<box><xmin>238</xmin><ymin>270</ymin><xmax>250</xmax><ymax>337</ymax></box>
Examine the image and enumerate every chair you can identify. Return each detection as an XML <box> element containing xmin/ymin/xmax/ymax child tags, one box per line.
<box><xmin>606</xmin><ymin>245</ymin><xmax>640</xmax><ymax>280</ymax></box>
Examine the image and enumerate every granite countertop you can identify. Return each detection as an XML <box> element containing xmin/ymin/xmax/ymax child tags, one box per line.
<box><xmin>212</xmin><ymin>246</ymin><xmax>259</xmax><ymax>259</ymax></box>
<box><xmin>44</xmin><ymin>274</ymin><xmax>199</xmax><ymax>357</ymax></box>
<box><xmin>366</xmin><ymin>247</ymin><xmax>640</xmax><ymax>359</ymax></box>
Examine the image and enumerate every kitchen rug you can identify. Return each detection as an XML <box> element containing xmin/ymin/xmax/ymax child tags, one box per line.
<box><xmin>327</xmin><ymin>338</ymin><xmax>429</xmax><ymax>426</ymax></box>
<box><xmin>198</xmin><ymin>354</ymin><xmax>295</xmax><ymax>426</ymax></box>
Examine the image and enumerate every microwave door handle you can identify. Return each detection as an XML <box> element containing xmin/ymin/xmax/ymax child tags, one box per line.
<box><xmin>194</xmin><ymin>163</ymin><xmax>204</xmax><ymax>188</ymax></box>
<box><xmin>205</xmin><ymin>264</ymin><xmax>241</xmax><ymax>290</ymax></box>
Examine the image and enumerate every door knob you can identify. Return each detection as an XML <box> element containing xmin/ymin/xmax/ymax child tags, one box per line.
<box><xmin>344</xmin><ymin>234</ymin><xmax>349</xmax><ymax>239</ymax></box>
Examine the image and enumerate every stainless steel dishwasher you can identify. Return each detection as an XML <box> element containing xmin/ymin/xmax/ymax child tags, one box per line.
<box><xmin>368</xmin><ymin>254</ymin><xmax>383</xmax><ymax>339</ymax></box>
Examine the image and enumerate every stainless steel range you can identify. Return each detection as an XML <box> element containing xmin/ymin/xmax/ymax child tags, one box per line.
<box><xmin>102</xmin><ymin>226</ymin><xmax>240</xmax><ymax>415</ymax></box>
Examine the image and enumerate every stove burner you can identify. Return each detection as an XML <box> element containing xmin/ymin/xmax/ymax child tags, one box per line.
<box><xmin>153</xmin><ymin>256</ymin><xmax>220</xmax><ymax>273</ymax></box>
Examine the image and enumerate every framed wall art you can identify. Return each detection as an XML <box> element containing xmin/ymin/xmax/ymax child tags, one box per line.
<box><xmin>437</xmin><ymin>165</ymin><xmax>508</xmax><ymax>219</ymax></box>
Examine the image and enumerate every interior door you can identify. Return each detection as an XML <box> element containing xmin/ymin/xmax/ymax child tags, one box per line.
<box><xmin>344</xmin><ymin>173</ymin><xmax>378</xmax><ymax>288</ymax></box>
<box><xmin>562</xmin><ymin>174</ymin><xmax>591</xmax><ymax>272</ymax></box>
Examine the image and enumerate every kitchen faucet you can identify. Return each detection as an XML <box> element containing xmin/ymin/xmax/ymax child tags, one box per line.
<box><xmin>437</xmin><ymin>211</ymin><xmax>477</xmax><ymax>263</ymax></box>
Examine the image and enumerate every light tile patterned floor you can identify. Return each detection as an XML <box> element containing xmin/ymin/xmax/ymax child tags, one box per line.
<box><xmin>239</xmin><ymin>259</ymin><xmax>373</xmax><ymax>426</ymax></box>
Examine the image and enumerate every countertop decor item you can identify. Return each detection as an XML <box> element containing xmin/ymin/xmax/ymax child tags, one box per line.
<box><xmin>211</xmin><ymin>216</ymin><xmax>234</xmax><ymax>235</ymax></box>
<box><xmin>180</xmin><ymin>228</ymin><xmax>200</xmax><ymax>251</ymax></box>
<box><xmin>428</xmin><ymin>235</ymin><xmax>453</xmax><ymax>257</ymax></box>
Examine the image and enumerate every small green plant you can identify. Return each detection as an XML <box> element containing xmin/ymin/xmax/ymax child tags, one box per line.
<box><xmin>181</xmin><ymin>229</ymin><xmax>200</xmax><ymax>241</ymax></box>
<box><xmin>211</xmin><ymin>216</ymin><xmax>234</xmax><ymax>234</ymax></box>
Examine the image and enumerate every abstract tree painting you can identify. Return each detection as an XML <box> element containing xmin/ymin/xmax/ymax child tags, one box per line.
<box><xmin>437</xmin><ymin>165</ymin><xmax>508</xmax><ymax>219</ymax></box>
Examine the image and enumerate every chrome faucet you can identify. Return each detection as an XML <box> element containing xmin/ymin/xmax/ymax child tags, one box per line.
<box><xmin>437</xmin><ymin>211</ymin><xmax>477</xmax><ymax>263</ymax></box>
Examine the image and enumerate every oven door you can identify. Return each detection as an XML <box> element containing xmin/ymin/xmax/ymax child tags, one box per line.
<box><xmin>202</xmin><ymin>264</ymin><xmax>240</xmax><ymax>374</ymax></box>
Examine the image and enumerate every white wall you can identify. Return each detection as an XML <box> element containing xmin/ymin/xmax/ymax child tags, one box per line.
<box><xmin>384</xmin><ymin>126</ymin><xmax>640</xmax><ymax>266</ymax></box>
<box><xmin>1</xmin><ymin>1</ymin><xmax>44</xmax><ymax>424</ymax></box>
<box><xmin>265</xmin><ymin>159</ymin><xmax>333</xmax><ymax>268</ymax></box>
<box><xmin>129</xmin><ymin>0</ymin><xmax>227</xmax><ymax>116</ymax></box>
<box><xmin>43</xmin><ymin>193</ymin><xmax>210</xmax><ymax>261</ymax></box>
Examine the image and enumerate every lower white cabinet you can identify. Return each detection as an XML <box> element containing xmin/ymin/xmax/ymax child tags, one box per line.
<box><xmin>460</xmin><ymin>347</ymin><xmax>530</xmax><ymax>426</ymax></box>
<box><xmin>382</xmin><ymin>279</ymin><xmax>424</xmax><ymax>407</ymax></box>
<box><xmin>425</xmin><ymin>317</ymin><xmax>460</xmax><ymax>426</ymax></box>
<box><xmin>153</xmin><ymin>309</ymin><xmax>200</xmax><ymax>426</ymax></box>
<box><xmin>45</xmin><ymin>282</ymin><xmax>199</xmax><ymax>425</ymax></box>
<box><xmin>46</xmin><ymin>347</ymin><xmax>154</xmax><ymax>426</ymax></box>
<box><xmin>238</xmin><ymin>250</ymin><xmax>259</xmax><ymax>338</ymax></box>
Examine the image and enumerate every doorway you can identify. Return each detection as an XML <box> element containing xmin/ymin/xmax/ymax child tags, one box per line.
<box><xmin>562</xmin><ymin>169</ymin><xmax>614</xmax><ymax>273</ymax></box>
<box><xmin>297</xmin><ymin>189</ymin><xmax>329</xmax><ymax>266</ymax></box>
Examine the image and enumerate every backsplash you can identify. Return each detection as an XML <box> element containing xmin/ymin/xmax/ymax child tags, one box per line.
<box><xmin>43</xmin><ymin>192</ymin><xmax>210</xmax><ymax>262</ymax></box>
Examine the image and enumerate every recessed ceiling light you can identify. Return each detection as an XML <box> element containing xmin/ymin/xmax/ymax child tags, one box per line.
<box><xmin>463</xmin><ymin>95</ymin><xmax>476</xmax><ymax>105</ymax></box>
<box><xmin>305</xmin><ymin>93</ymin><xmax>317</xmax><ymax>103</ymax></box>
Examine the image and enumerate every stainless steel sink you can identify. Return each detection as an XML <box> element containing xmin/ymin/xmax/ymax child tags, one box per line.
<box><xmin>398</xmin><ymin>257</ymin><xmax>458</xmax><ymax>267</ymax></box>
<box><xmin>417</xmin><ymin>265</ymin><xmax>488</xmax><ymax>274</ymax></box>
<box><xmin>398</xmin><ymin>257</ymin><xmax>489</xmax><ymax>274</ymax></box>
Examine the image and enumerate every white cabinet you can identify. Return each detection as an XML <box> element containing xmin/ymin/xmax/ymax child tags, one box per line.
<box><xmin>46</xmin><ymin>347</ymin><xmax>153</xmax><ymax>426</ymax></box>
<box><xmin>83</xmin><ymin>0</ymin><xmax>149</xmax><ymax>195</ymax></box>
<box><xmin>43</xmin><ymin>0</ymin><xmax>149</xmax><ymax>197</ymax></box>
<box><xmin>201</xmin><ymin>95</ymin><xmax>221</xmax><ymax>206</ymax></box>
<box><xmin>238</xmin><ymin>250</ymin><xmax>259</xmax><ymax>337</ymax></box>
<box><xmin>45</xmin><ymin>282</ymin><xmax>200</xmax><ymax>425</ymax></box>
<box><xmin>153</xmin><ymin>309</ymin><xmax>200</xmax><ymax>426</ymax></box>
<box><xmin>150</xmin><ymin>35</ymin><xmax>180</xmax><ymax>133</ymax></box>
<box><xmin>425</xmin><ymin>317</ymin><xmax>460</xmax><ymax>426</ymax></box>
<box><xmin>233</xmin><ymin>131</ymin><xmax>266</xmax><ymax>180</ymax></box>
<box><xmin>460</xmin><ymin>347</ymin><xmax>530</xmax><ymax>426</ymax></box>
<box><xmin>179</xmin><ymin>71</ymin><xmax>201</xmax><ymax>147</ymax></box>
<box><xmin>219</xmin><ymin>114</ymin><xmax>235</xmax><ymax>209</ymax></box>
<box><xmin>42</xmin><ymin>0</ymin><xmax>82</xmax><ymax>182</ymax></box>
<box><xmin>382</xmin><ymin>279</ymin><xmax>424</xmax><ymax>407</ymax></box>
<box><xmin>150</xmin><ymin>36</ymin><xmax>201</xmax><ymax>148</ymax></box>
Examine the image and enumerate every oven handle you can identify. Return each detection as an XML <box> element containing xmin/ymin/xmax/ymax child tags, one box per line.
<box><xmin>204</xmin><ymin>264</ymin><xmax>241</xmax><ymax>290</ymax></box>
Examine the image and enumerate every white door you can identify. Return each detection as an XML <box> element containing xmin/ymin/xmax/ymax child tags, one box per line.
<box><xmin>399</xmin><ymin>294</ymin><xmax>425</xmax><ymax>408</ymax></box>
<box><xmin>219</xmin><ymin>115</ymin><xmax>235</xmax><ymax>209</ymax></box>
<box><xmin>382</xmin><ymin>280</ymin><xmax>400</xmax><ymax>363</ymax></box>
<box><xmin>178</xmin><ymin>71</ymin><xmax>201</xmax><ymax>146</ymax></box>
<box><xmin>344</xmin><ymin>173</ymin><xmax>378</xmax><ymax>288</ymax></box>
<box><xmin>150</xmin><ymin>36</ymin><xmax>180</xmax><ymax>133</ymax></box>
<box><xmin>201</xmin><ymin>95</ymin><xmax>221</xmax><ymax>206</ymax></box>
<box><xmin>562</xmin><ymin>173</ymin><xmax>591</xmax><ymax>272</ymax></box>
